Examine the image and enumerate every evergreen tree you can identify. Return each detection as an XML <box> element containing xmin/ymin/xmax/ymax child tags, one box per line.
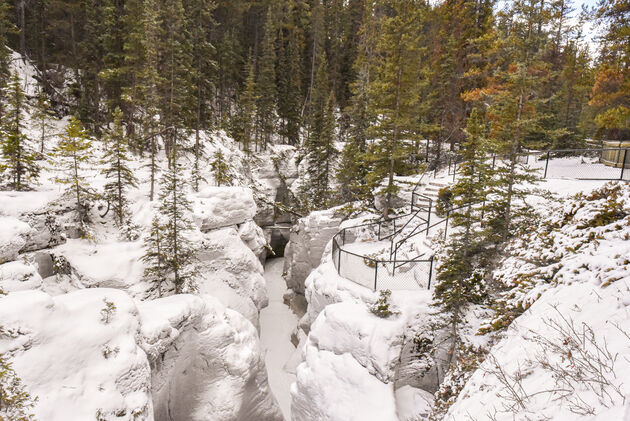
<box><xmin>433</xmin><ymin>108</ymin><xmax>492</xmax><ymax>367</ymax></box>
<box><xmin>302</xmin><ymin>53</ymin><xmax>337</xmax><ymax>209</ymax></box>
<box><xmin>0</xmin><ymin>353</ymin><xmax>36</xmax><ymax>421</ymax></box>
<box><xmin>102</xmin><ymin>107</ymin><xmax>138</xmax><ymax>226</ymax></box>
<box><xmin>366</xmin><ymin>0</ymin><xmax>427</xmax><ymax>218</ymax></box>
<box><xmin>277</xmin><ymin>20</ymin><xmax>302</xmax><ymax>145</ymax></box>
<box><xmin>210</xmin><ymin>150</ymin><xmax>231</xmax><ymax>186</ymax></box>
<box><xmin>153</xmin><ymin>152</ymin><xmax>199</xmax><ymax>293</ymax></box>
<box><xmin>186</xmin><ymin>0</ymin><xmax>217</xmax><ymax>192</ymax></box>
<box><xmin>52</xmin><ymin>116</ymin><xmax>93</xmax><ymax>230</ymax></box>
<box><xmin>0</xmin><ymin>72</ymin><xmax>39</xmax><ymax>190</ymax></box>
<box><xmin>231</xmin><ymin>59</ymin><xmax>257</xmax><ymax>153</ymax></box>
<box><xmin>0</xmin><ymin>0</ymin><xmax>15</xmax><ymax>111</ymax></box>
<box><xmin>32</xmin><ymin>88</ymin><xmax>55</xmax><ymax>154</ymax></box>
<box><xmin>589</xmin><ymin>0</ymin><xmax>630</xmax><ymax>139</ymax></box>
<box><xmin>256</xmin><ymin>8</ymin><xmax>277</xmax><ymax>149</ymax></box>
<box><xmin>142</xmin><ymin>215</ymin><xmax>168</xmax><ymax>296</ymax></box>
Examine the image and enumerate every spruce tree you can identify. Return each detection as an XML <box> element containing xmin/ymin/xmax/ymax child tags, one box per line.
<box><xmin>0</xmin><ymin>72</ymin><xmax>40</xmax><ymax>191</ymax></box>
<box><xmin>211</xmin><ymin>150</ymin><xmax>231</xmax><ymax>186</ymax></box>
<box><xmin>152</xmin><ymin>151</ymin><xmax>199</xmax><ymax>293</ymax></box>
<box><xmin>433</xmin><ymin>108</ymin><xmax>492</xmax><ymax>367</ymax></box>
<box><xmin>102</xmin><ymin>107</ymin><xmax>138</xmax><ymax>226</ymax></box>
<box><xmin>231</xmin><ymin>59</ymin><xmax>257</xmax><ymax>154</ymax></box>
<box><xmin>52</xmin><ymin>116</ymin><xmax>93</xmax><ymax>231</ymax></box>
<box><xmin>256</xmin><ymin>8</ymin><xmax>277</xmax><ymax>149</ymax></box>
<box><xmin>302</xmin><ymin>53</ymin><xmax>337</xmax><ymax>209</ymax></box>
<box><xmin>0</xmin><ymin>353</ymin><xmax>36</xmax><ymax>421</ymax></box>
<box><xmin>366</xmin><ymin>0</ymin><xmax>427</xmax><ymax>218</ymax></box>
<box><xmin>142</xmin><ymin>215</ymin><xmax>168</xmax><ymax>296</ymax></box>
<box><xmin>32</xmin><ymin>89</ymin><xmax>55</xmax><ymax>154</ymax></box>
<box><xmin>277</xmin><ymin>21</ymin><xmax>302</xmax><ymax>145</ymax></box>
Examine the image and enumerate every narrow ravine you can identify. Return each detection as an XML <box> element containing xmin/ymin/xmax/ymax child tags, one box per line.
<box><xmin>260</xmin><ymin>257</ymin><xmax>299</xmax><ymax>420</ymax></box>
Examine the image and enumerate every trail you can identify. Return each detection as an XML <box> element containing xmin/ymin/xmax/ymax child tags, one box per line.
<box><xmin>260</xmin><ymin>258</ymin><xmax>298</xmax><ymax>420</ymax></box>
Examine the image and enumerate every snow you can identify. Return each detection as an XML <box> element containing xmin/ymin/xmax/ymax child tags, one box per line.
<box><xmin>0</xmin><ymin>288</ymin><xmax>153</xmax><ymax>420</ymax></box>
<box><xmin>260</xmin><ymin>258</ymin><xmax>299</xmax><ymax>420</ymax></box>
<box><xmin>0</xmin><ymin>216</ymin><xmax>32</xmax><ymax>263</ymax></box>
<box><xmin>193</xmin><ymin>186</ymin><xmax>257</xmax><ymax>231</ymax></box>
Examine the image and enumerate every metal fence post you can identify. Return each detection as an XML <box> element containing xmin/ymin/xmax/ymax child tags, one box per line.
<box><xmin>426</xmin><ymin>199</ymin><xmax>432</xmax><ymax>232</ymax></box>
<box><xmin>427</xmin><ymin>256</ymin><xmax>434</xmax><ymax>289</ymax></box>
<box><xmin>544</xmin><ymin>151</ymin><xmax>551</xmax><ymax>178</ymax></box>
<box><xmin>337</xmin><ymin>241</ymin><xmax>342</xmax><ymax>274</ymax></box>
<box><xmin>444</xmin><ymin>211</ymin><xmax>450</xmax><ymax>240</ymax></box>
<box><xmin>620</xmin><ymin>149</ymin><xmax>628</xmax><ymax>180</ymax></box>
<box><xmin>492</xmin><ymin>154</ymin><xmax>496</xmax><ymax>169</ymax></box>
<box><xmin>374</xmin><ymin>262</ymin><xmax>378</xmax><ymax>291</ymax></box>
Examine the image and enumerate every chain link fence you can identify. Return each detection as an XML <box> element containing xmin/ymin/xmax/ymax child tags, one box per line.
<box><xmin>332</xmin><ymin>225</ymin><xmax>434</xmax><ymax>291</ymax></box>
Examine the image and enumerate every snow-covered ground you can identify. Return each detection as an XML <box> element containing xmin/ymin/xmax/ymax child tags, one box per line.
<box><xmin>260</xmin><ymin>258</ymin><xmax>299</xmax><ymax>420</ymax></box>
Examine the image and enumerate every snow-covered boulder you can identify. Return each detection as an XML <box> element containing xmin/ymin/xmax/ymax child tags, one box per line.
<box><xmin>140</xmin><ymin>295</ymin><xmax>283</xmax><ymax>421</ymax></box>
<box><xmin>0</xmin><ymin>260</ymin><xmax>43</xmax><ymax>292</ymax></box>
<box><xmin>0</xmin><ymin>289</ymin><xmax>153</xmax><ymax>420</ymax></box>
<box><xmin>0</xmin><ymin>216</ymin><xmax>32</xmax><ymax>263</ymax></box>
<box><xmin>193</xmin><ymin>187</ymin><xmax>257</xmax><ymax>231</ymax></box>
<box><xmin>20</xmin><ymin>211</ymin><xmax>66</xmax><ymax>252</ymax></box>
<box><xmin>283</xmin><ymin>208</ymin><xmax>343</xmax><ymax>295</ymax></box>
<box><xmin>252</xmin><ymin>145</ymin><xmax>298</xmax><ymax>227</ymax></box>
<box><xmin>238</xmin><ymin>220</ymin><xmax>269</xmax><ymax>263</ymax></box>
<box><xmin>0</xmin><ymin>288</ymin><xmax>283</xmax><ymax>421</ymax></box>
<box><xmin>197</xmin><ymin>226</ymin><xmax>268</xmax><ymax>328</ymax></box>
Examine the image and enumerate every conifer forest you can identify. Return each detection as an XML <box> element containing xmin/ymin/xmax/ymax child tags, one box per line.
<box><xmin>0</xmin><ymin>0</ymin><xmax>629</xmax><ymax>420</ymax></box>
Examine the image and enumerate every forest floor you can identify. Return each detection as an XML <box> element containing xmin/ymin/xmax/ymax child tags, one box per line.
<box><xmin>260</xmin><ymin>258</ymin><xmax>298</xmax><ymax>420</ymax></box>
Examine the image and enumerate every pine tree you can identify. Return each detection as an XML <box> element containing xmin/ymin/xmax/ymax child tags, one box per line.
<box><xmin>52</xmin><ymin>116</ymin><xmax>93</xmax><ymax>230</ymax></box>
<box><xmin>102</xmin><ymin>107</ymin><xmax>138</xmax><ymax>226</ymax></box>
<box><xmin>589</xmin><ymin>0</ymin><xmax>630</xmax><ymax>139</ymax></box>
<box><xmin>153</xmin><ymin>152</ymin><xmax>199</xmax><ymax>293</ymax></box>
<box><xmin>0</xmin><ymin>354</ymin><xmax>36</xmax><ymax>421</ymax></box>
<box><xmin>231</xmin><ymin>59</ymin><xmax>257</xmax><ymax>154</ymax></box>
<box><xmin>32</xmin><ymin>88</ymin><xmax>55</xmax><ymax>154</ymax></box>
<box><xmin>0</xmin><ymin>0</ymin><xmax>15</xmax><ymax>111</ymax></box>
<box><xmin>256</xmin><ymin>8</ymin><xmax>277</xmax><ymax>149</ymax></box>
<box><xmin>366</xmin><ymin>0</ymin><xmax>427</xmax><ymax>218</ymax></box>
<box><xmin>210</xmin><ymin>150</ymin><xmax>231</xmax><ymax>186</ymax></box>
<box><xmin>302</xmin><ymin>52</ymin><xmax>337</xmax><ymax>209</ymax></box>
<box><xmin>142</xmin><ymin>215</ymin><xmax>168</xmax><ymax>296</ymax></box>
<box><xmin>0</xmin><ymin>72</ymin><xmax>40</xmax><ymax>191</ymax></box>
<box><xmin>186</xmin><ymin>0</ymin><xmax>217</xmax><ymax>192</ymax></box>
<box><xmin>277</xmin><ymin>19</ymin><xmax>302</xmax><ymax>145</ymax></box>
<box><xmin>433</xmin><ymin>108</ymin><xmax>491</xmax><ymax>367</ymax></box>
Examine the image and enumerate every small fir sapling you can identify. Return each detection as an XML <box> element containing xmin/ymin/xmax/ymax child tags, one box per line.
<box><xmin>100</xmin><ymin>299</ymin><xmax>116</xmax><ymax>324</ymax></box>
<box><xmin>0</xmin><ymin>354</ymin><xmax>37</xmax><ymax>421</ymax></box>
<box><xmin>370</xmin><ymin>289</ymin><xmax>397</xmax><ymax>318</ymax></box>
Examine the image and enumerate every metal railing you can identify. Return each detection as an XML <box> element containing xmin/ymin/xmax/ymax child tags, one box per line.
<box><xmin>332</xmin><ymin>224</ymin><xmax>435</xmax><ymax>291</ymax></box>
<box><xmin>330</xmin><ymin>147</ymin><xmax>629</xmax><ymax>292</ymax></box>
<box><xmin>447</xmin><ymin>148</ymin><xmax>630</xmax><ymax>181</ymax></box>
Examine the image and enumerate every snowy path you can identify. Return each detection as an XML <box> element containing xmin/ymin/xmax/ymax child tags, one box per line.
<box><xmin>260</xmin><ymin>258</ymin><xmax>298</xmax><ymax>420</ymax></box>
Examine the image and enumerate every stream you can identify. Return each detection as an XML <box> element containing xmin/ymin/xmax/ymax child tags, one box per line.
<box><xmin>260</xmin><ymin>257</ymin><xmax>298</xmax><ymax>420</ymax></box>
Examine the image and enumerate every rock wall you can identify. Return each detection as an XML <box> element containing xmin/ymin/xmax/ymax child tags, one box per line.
<box><xmin>283</xmin><ymin>208</ymin><xmax>343</xmax><ymax>295</ymax></box>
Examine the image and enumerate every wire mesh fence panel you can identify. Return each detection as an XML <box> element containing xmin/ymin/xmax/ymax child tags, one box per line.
<box><xmin>339</xmin><ymin>251</ymin><xmax>377</xmax><ymax>289</ymax></box>
<box><xmin>543</xmin><ymin>150</ymin><xmax>620</xmax><ymax>179</ymax></box>
<box><xmin>332</xmin><ymin>237</ymin><xmax>340</xmax><ymax>271</ymax></box>
<box><xmin>374</xmin><ymin>260</ymin><xmax>431</xmax><ymax>290</ymax></box>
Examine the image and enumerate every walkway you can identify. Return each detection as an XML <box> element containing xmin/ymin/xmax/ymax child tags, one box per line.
<box><xmin>260</xmin><ymin>258</ymin><xmax>298</xmax><ymax>420</ymax></box>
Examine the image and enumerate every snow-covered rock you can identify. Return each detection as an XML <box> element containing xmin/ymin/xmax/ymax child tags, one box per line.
<box><xmin>252</xmin><ymin>145</ymin><xmax>298</xmax><ymax>227</ymax></box>
<box><xmin>0</xmin><ymin>288</ymin><xmax>283</xmax><ymax>421</ymax></box>
<box><xmin>283</xmin><ymin>208</ymin><xmax>343</xmax><ymax>295</ymax></box>
<box><xmin>139</xmin><ymin>294</ymin><xmax>283</xmax><ymax>421</ymax></box>
<box><xmin>0</xmin><ymin>216</ymin><xmax>33</xmax><ymax>263</ymax></box>
<box><xmin>0</xmin><ymin>289</ymin><xmax>153</xmax><ymax>420</ymax></box>
<box><xmin>238</xmin><ymin>220</ymin><xmax>269</xmax><ymax>263</ymax></box>
<box><xmin>193</xmin><ymin>186</ymin><xmax>257</xmax><ymax>231</ymax></box>
<box><xmin>0</xmin><ymin>260</ymin><xmax>43</xmax><ymax>292</ymax></box>
<box><xmin>197</xmin><ymin>226</ymin><xmax>268</xmax><ymax>329</ymax></box>
<box><xmin>291</xmin><ymin>256</ymin><xmax>438</xmax><ymax>421</ymax></box>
